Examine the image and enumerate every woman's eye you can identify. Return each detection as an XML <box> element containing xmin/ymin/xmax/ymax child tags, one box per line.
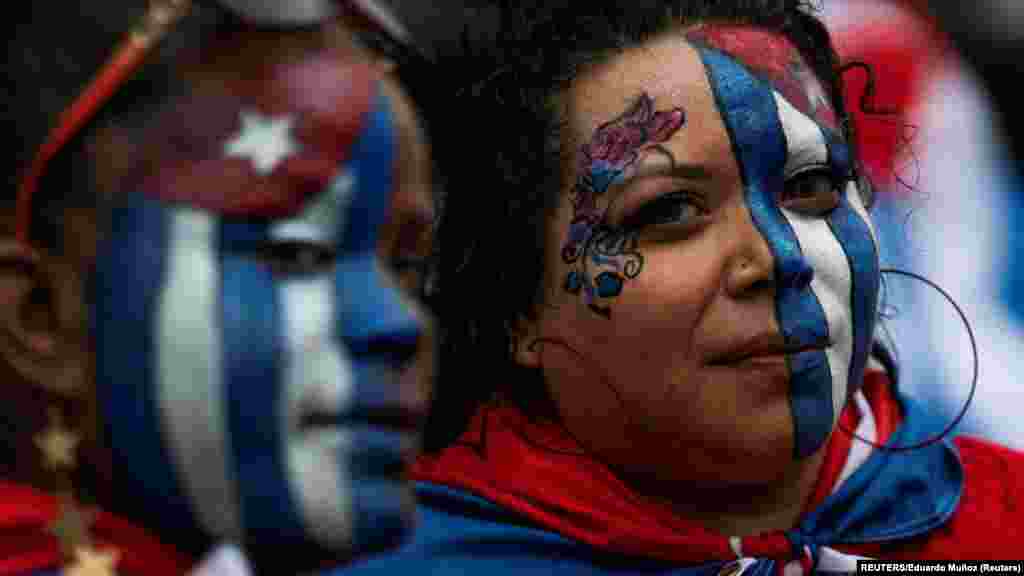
<box><xmin>257</xmin><ymin>241</ymin><xmax>336</xmax><ymax>275</ymax></box>
<box><xmin>622</xmin><ymin>191</ymin><xmax>705</xmax><ymax>230</ymax></box>
<box><xmin>780</xmin><ymin>167</ymin><xmax>842</xmax><ymax>216</ymax></box>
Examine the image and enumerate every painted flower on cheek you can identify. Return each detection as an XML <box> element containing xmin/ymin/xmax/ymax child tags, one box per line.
<box><xmin>562</xmin><ymin>93</ymin><xmax>686</xmax><ymax>317</ymax></box>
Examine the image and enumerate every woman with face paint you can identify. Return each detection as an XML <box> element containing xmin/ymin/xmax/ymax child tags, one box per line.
<box><xmin>332</xmin><ymin>2</ymin><xmax>1024</xmax><ymax>574</ymax></box>
<box><xmin>2</xmin><ymin>0</ymin><xmax>437</xmax><ymax>574</ymax></box>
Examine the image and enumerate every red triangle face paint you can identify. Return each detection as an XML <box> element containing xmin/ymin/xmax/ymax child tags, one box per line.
<box><xmin>136</xmin><ymin>57</ymin><xmax>381</xmax><ymax>218</ymax></box>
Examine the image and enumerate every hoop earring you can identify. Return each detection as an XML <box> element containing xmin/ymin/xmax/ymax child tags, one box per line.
<box><xmin>837</xmin><ymin>268</ymin><xmax>978</xmax><ymax>452</ymax></box>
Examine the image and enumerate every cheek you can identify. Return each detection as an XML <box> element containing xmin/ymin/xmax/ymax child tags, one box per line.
<box><xmin>548</xmin><ymin>238</ymin><xmax>713</xmax><ymax>358</ymax></box>
<box><xmin>537</xmin><ymin>236</ymin><xmax>718</xmax><ymax>448</ymax></box>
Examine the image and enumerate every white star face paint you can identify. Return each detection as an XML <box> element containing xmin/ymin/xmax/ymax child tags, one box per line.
<box><xmin>222</xmin><ymin>111</ymin><xmax>300</xmax><ymax>176</ymax></box>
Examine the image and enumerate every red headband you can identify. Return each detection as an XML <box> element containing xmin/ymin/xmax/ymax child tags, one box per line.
<box><xmin>14</xmin><ymin>0</ymin><xmax>193</xmax><ymax>245</ymax></box>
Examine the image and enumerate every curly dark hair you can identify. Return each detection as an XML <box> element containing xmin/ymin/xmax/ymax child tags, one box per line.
<box><xmin>424</xmin><ymin>0</ymin><xmax>871</xmax><ymax>452</ymax></box>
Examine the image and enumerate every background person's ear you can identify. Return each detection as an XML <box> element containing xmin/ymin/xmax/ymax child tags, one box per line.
<box><xmin>0</xmin><ymin>240</ymin><xmax>87</xmax><ymax>397</ymax></box>
<box><xmin>511</xmin><ymin>315</ymin><xmax>543</xmax><ymax>368</ymax></box>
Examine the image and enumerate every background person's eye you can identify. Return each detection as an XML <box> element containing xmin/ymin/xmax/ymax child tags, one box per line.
<box><xmin>386</xmin><ymin>221</ymin><xmax>433</xmax><ymax>302</ymax></box>
<box><xmin>780</xmin><ymin>167</ymin><xmax>842</xmax><ymax>216</ymax></box>
<box><xmin>391</xmin><ymin>254</ymin><xmax>430</xmax><ymax>297</ymax></box>
<box><xmin>257</xmin><ymin>241</ymin><xmax>336</xmax><ymax>276</ymax></box>
<box><xmin>622</xmin><ymin>190</ymin><xmax>707</xmax><ymax>231</ymax></box>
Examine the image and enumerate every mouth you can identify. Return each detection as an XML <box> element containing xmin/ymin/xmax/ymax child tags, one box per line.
<box><xmin>293</xmin><ymin>409</ymin><xmax>423</xmax><ymax>480</ymax></box>
<box><xmin>707</xmin><ymin>336</ymin><xmax>830</xmax><ymax>367</ymax></box>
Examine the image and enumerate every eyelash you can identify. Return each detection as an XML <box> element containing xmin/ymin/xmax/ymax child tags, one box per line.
<box><xmin>257</xmin><ymin>241</ymin><xmax>336</xmax><ymax>276</ymax></box>
<box><xmin>623</xmin><ymin>191</ymin><xmax>707</xmax><ymax>230</ymax></box>
<box><xmin>780</xmin><ymin>165</ymin><xmax>845</xmax><ymax>216</ymax></box>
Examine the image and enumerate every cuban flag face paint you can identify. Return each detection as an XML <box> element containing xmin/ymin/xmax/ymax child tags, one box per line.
<box><xmin>688</xmin><ymin>27</ymin><xmax>881</xmax><ymax>459</ymax></box>
<box><xmin>90</xmin><ymin>55</ymin><xmax>425</xmax><ymax>560</ymax></box>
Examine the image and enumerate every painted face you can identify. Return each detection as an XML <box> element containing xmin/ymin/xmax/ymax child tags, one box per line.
<box><xmin>531</xmin><ymin>28</ymin><xmax>878</xmax><ymax>489</ymax></box>
<box><xmin>90</xmin><ymin>55</ymin><xmax>431</xmax><ymax>559</ymax></box>
<box><xmin>688</xmin><ymin>26</ymin><xmax>880</xmax><ymax>459</ymax></box>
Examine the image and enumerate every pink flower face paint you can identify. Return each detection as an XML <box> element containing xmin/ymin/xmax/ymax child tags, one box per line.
<box><xmin>561</xmin><ymin>93</ymin><xmax>686</xmax><ymax>318</ymax></box>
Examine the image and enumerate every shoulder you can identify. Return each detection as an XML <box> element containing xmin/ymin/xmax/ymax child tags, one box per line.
<box><xmin>952</xmin><ymin>435</ymin><xmax>1024</xmax><ymax>523</ymax></box>
<box><xmin>331</xmin><ymin>483</ymin><xmax>684</xmax><ymax>575</ymax></box>
<box><xmin>871</xmin><ymin>436</ymin><xmax>1024</xmax><ymax>559</ymax></box>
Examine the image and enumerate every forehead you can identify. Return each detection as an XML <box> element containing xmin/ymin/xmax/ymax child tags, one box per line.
<box><xmin>566</xmin><ymin>35</ymin><xmax>733</xmax><ymax>171</ymax></box>
<box><xmin>131</xmin><ymin>53</ymin><xmax>381</xmax><ymax>219</ymax></box>
<box><xmin>686</xmin><ymin>25</ymin><xmax>837</xmax><ymax>131</ymax></box>
<box><xmin>566</xmin><ymin>27</ymin><xmax>836</xmax><ymax>171</ymax></box>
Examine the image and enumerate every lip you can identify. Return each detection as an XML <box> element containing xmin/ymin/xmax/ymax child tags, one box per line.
<box><xmin>290</xmin><ymin>425</ymin><xmax>418</xmax><ymax>479</ymax></box>
<box><xmin>707</xmin><ymin>333</ymin><xmax>830</xmax><ymax>366</ymax></box>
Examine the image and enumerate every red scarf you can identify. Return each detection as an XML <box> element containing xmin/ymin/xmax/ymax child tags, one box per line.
<box><xmin>412</xmin><ymin>370</ymin><xmax>900</xmax><ymax>564</ymax></box>
<box><xmin>0</xmin><ymin>482</ymin><xmax>193</xmax><ymax>575</ymax></box>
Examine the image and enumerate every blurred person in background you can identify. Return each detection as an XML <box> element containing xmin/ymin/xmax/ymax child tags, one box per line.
<box><xmin>2</xmin><ymin>0</ymin><xmax>438</xmax><ymax>573</ymax></box>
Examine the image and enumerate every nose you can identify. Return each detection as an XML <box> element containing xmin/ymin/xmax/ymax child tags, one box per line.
<box><xmin>725</xmin><ymin>203</ymin><xmax>781</xmax><ymax>298</ymax></box>
<box><xmin>336</xmin><ymin>255</ymin><xmax>421</xmax><ymax>367</ymax></box>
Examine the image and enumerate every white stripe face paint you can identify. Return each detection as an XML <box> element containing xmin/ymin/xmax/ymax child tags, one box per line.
<box><xmin>773</xmin><ymin>92</ymin><xmax>856</xmax><ymax>425</ymax></box>
<box><xmin>274</xmin><ymin>169</ymin><xmax>357</xmax><ymax>549</ymax></box>
<box><xmin>279</xmin><ymin>274</ymin><xmax>356</xmax><ymax>548</ymax></box>
<box><xmin>844</xmin><ymin>179</ymin><xmax>879</xmax><ymax>249</ymax></box>
<box><xmin>834</xmin><ymin>390</ymin><xmax>876</xmax><ymax>491</ymax></box>
<box><xmin>157</xmin><ymin>208</ymin><xmax>242</xmax><ymax>539</ymax></box>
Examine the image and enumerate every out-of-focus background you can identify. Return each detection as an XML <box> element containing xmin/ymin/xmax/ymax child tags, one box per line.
<box><xmin>823</xmin><ymin>0</ymin><xmax>1024</xmax><ymax>449</ymax></box>
<box><xmin>395</xmin><ymin>0</ymin><xmax>1024</xmax><ymax>448</ymax></box>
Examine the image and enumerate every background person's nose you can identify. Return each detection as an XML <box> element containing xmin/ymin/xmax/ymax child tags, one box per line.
<box><xmin>337</xmin><ymin>255</ymin><xmax>421</xmax><ymax>367</ymax></box>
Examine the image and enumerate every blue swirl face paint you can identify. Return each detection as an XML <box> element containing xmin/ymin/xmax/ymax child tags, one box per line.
<box><xmin>693</xmin><ymin>35</ymin><xmax>880</xmax><ymax>459</ymax></box>
<box><xmin>92</xmin><ymin>83</ymin><xmax>424</xmax><ymax>559</ymax></box>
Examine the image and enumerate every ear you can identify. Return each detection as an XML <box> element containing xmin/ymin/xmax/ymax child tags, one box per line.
<box><xmin>511</xmin><ymin>314</ymin><xmax>543</xmax><ymax>369</ymax></box>
<box><xmin>0</xmin><ymin>240</ymin><xmax>84</xmax><ymax>397</ymax></box>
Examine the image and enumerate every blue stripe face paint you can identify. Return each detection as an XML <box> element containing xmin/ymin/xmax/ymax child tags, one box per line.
<box><xmin>93</xmin><ymin>193</ymin><xmax>201</xmax><ymax>544</ymax></box>
<box><xmin>91</xmin><ymin>86</ymin><xmax>424</xmax><ymax>559</ymax></box>
<box><xmin>695</xmin><ymin>44</ymin><xmax>880</xmax><ymax>459</ymax></box>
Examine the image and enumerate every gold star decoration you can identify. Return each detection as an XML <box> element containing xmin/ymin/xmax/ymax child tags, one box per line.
<box><xmin>34</xmin><ymin>406</ymin><xmax>80</xmax><ymax>471</ymax></box>
<box><xmin>65</xmin><ymin>546</ymin><xmax>120</xmax><ymax>576</ymax></box>
<box><xmin>49</xmin><ymin>493</ymin><xmax>96</xmax><ymax>561</ymax></box>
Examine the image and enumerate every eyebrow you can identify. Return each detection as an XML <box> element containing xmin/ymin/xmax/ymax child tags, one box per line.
<box><xmin>623</xmin><ymin>146</ymin><xmax>713</xmax><ymax>182</ymax></box>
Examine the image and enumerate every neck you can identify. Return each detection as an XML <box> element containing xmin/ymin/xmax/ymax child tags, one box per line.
<box><xmin>621</xmin><ymin>448</ymin><xmax>826</xmax><ymax>537</ymax></box>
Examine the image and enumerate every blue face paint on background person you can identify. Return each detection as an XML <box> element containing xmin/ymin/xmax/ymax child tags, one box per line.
<box><xmin>90</xmin><ymin>42</ymin><xmax>434</xmax><ymax>564</ymax></box>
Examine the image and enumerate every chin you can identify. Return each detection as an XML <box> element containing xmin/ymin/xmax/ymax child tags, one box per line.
<box><xmin>284</xmin><ymin>424</ymin><xmax>419</xmax><ymax>553</ymax></box>
<box><xmin>641</xmin><ymin>406</ymin><xmax>799</xmax><ymax>488</ymax></box>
